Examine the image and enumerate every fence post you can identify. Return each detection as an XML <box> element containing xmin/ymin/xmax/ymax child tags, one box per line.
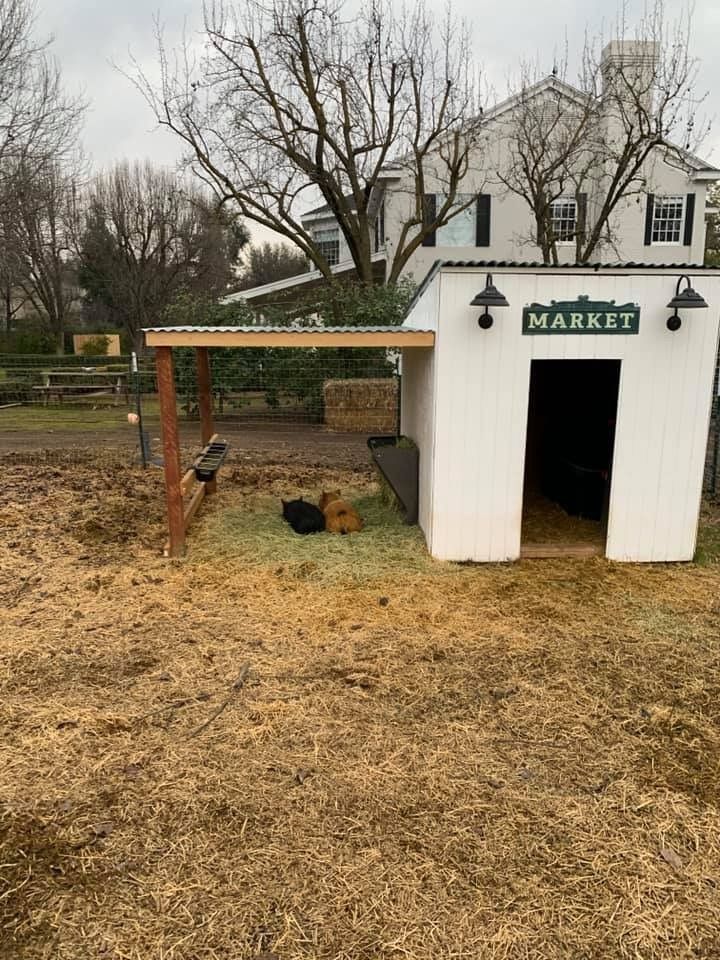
<box><xmin>713</xmin><ymin>396</ymin><xmax>719</xmax><ymax>498</ymax></box>
<box><xmin>395</xmin><ymin>354</ymin><xmax>402</xmax><ymax>438</ymax></box>
<box><xmin>131</xmin><ymin>352</ymin><xmax>149</xmax><ymax>469</ymax></box>
<box><xmin>196</xmin><ymin>347</ymin><xmax>216</xmax><ymax>495</ymax></box>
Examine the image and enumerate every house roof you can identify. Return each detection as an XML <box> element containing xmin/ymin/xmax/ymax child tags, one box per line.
<box><xmin>303</xmin><ymin>193</ymin><xmax>357</xmax><ymax>219</ymax></box>
<box><xmin>383</xmin><ymin>75</ymin><xmax>719</xmax><ymax>182</ymax></box>
<box><xmin>484</xmin><ymin>75</ymin><xmax>593</xmax><ymax>123</ymax></box>
<box><xmin>223</xmin><ymin>251</ymin><xmax>386</xmax><ymax>303</ymax></box>
<box><xmin>143</xmin><ymin>324</ymin><xmax>433</xmax><ymax>349</ymax></box>
<box><xmin>672</xmin><ymin>147</ymin><xmax>720</xmax><ymax>181</ymax></box>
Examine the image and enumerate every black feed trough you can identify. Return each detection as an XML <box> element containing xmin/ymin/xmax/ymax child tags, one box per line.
<box><xmin>368</xmin><ymin>435</ymin><xmax>419</xmax><ymax>525</ymax></box>
<box><xmin>194</xmin><ymin>440</ymin><xmax>229</xmax><ymax>482</ymax></box>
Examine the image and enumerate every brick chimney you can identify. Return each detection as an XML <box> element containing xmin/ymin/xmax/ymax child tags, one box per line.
<box><xmin>600</xmin><ymin>40</ymin><xmax>660</xmax><ymax>115</ymax></box>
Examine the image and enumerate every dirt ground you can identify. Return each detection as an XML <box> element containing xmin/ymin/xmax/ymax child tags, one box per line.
<box><xmin>0</xmin><ymin>422</ymin><xmax>370</xmax><ymax>468</ymax></box>
<box><xmin>2</xmin><ymin>435</ymin><xmax>720</xmax><ymax>960</ymax></box>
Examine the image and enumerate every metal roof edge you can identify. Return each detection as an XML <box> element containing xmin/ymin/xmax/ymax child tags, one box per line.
<box><xmin>403</xmin><ymin>259</ymin><xmax>720</xmax><ymax>320</ymax></box>
<box><xmin>436</xmin><ymin>259</ymin><xmax>720</xmax><ymax>271</ymax></box>
<box><xmin>142</xmin><ymin>324</ymin><xmax>431</xmax><ymax>334</ymax></box>
<box><xmin>403</xmin><ymin>260</ymin><xmax>445</xmax><ymax>319</ymax></box>
<box><xmin>223</xmin><ymin>251</ymin><xmax>386</xmax><ymax>302</ymax></box>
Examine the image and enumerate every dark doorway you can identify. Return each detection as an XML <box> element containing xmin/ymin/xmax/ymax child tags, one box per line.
<box><xmin>521</xmin><ymin>359</ymin><xmax>621</xmax><ymax>557</ymax></box>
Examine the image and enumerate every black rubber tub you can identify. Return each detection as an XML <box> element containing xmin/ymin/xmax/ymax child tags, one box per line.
<box><xmin>367</xmin><ymin>435</ymin><xmax>419</xmax><ymax>525</ymax></box>
<box><xmin>194</xmin><ymin>440</ymin><xmax>230</xmax><ymax>482</ymax></box>
<box><xmin>542</xmin><ymin>455</ymin><xmax>608</xmax><ymax>522</ymax></box>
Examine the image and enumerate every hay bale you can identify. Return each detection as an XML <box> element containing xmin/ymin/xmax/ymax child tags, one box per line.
<box><xmin>323</xmin><ymin>378</ymin><xmax>398</xmax><ymax>433</ymax></box>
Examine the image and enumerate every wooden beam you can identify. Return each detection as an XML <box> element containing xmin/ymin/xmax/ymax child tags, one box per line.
<box><xmin>196</xmin><ymin>347</ymin><xmax>215</xmax><ymax>444</ymax></box>
<box><xmin>145</xmin><ymin>329</ymin><xmax>435</xmax><ymax>348</ymax></box>
<box><xmin>196</xmin><ymin>347</ymin><xmax>216</xmax><ymax>495</ymax></box>
<box><xmin>156</xmin><ymin>346</ymin><xmax>185</xmax><ymax>558</ymax></box>
<box><xmin>520</xmin><ymin>542</ymin><xmax>604</xmax><ymax>559</ymax></box>
<box><xmin>180</xmin><ymin>468</ymin><xmax>196</xmax><ymax>497</ymax></box>
<box><xmin>183</xmin><ymin>481</ymin><xmax>206</xmax><ymax>529</ymax></box>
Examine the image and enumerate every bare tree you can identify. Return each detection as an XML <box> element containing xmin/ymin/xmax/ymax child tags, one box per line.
<box><xmin>0</xmin><ymin>0</ymin><xmax>86</xmax><ymax>346</ymax></box>
<box><xmin>0</xmin><ymin>0</ymin><xmax>85</xmax><ymax>192</ymax></box>
<box><xmin>495</xmin><ymin>62</ymin><xmax>598</xmax><ymax>264</ymax></box>
<box><xmin>78</xmin><ymin>160</ymin><xmax>247</xmax><ymax>350</ymax></box>
<box><xmin>0</xmin><ymin>203</ymin><xmax>30</xmax><ymax>333</ymax></box>
<box><xmin>497</xmin><ymin>2</ymin><xmax>707</xmax><ymax>263</ymax></box>
<box><xmin>8</xmin><ymin>158</ymin><xmax>83</xmax><ymax>353</ymax></box>
<box><xmin>237</xmin><ymin>241</ymin><xmax>308</xmax><ymax>290</ymax></box>
<box><xmin>704</xmin><ymin>182</ymin><xmax>720</xmax><ymax>266</ymax></box>
<box><xmin>131</xmin><ymin>0</ymin><xmax>485</xmax><ymax>284</ymax></box>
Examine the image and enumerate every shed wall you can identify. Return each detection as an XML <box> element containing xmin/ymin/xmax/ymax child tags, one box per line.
<box><xmin>401</xmin><ymin>273</ymin><xmax>440</xmax><ymax>544</ymax></box>
<box><xmin>427</xmin><ymin>269</ymin><xmax>720</xmax><ymax>562</ymax></box>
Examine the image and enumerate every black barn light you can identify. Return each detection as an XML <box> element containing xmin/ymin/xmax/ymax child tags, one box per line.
<box><xmin>470</xmin><ymin>273</ymin><xmax>509</xmax><ymax>329</ymax></box>
<box><xmin>666</xmin><ymin>275</ymin><xmax>708</xmax><ymax>331</ymax></box>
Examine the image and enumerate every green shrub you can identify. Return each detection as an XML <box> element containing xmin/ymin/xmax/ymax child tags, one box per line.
<box><xmin>79</xmin><ymin>335</ymin><xmax>111</xmax><ymax>356</ymax></box>
<box><xmin>0</xmin><ymin>379</ymin><xmax>32</xmax><ymax>404</ymax></box>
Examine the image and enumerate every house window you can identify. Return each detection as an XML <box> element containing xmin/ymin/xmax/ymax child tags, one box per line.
<box><xmin>373</xmin><ymin>201</ymin><xmax>385</xmax><ymax>253</ymax></box>
<box><xmin>651</xmin><ymin>195</ymin><xmax>685</xmax><ymax>244</ymax></box>
<box><xmin>435</xmin><ymin>194</ymin><xmax>475</xmax><ymax>246</ymax></box>
<box><xmin>313</xmin><ymin>227</ymin><xmax>340</xmax><ymax>265</ymax></box>
<box><xmin>549</xmin><ymin>198</ymin><xmax>577</xmax><ymax>243</ymax></box>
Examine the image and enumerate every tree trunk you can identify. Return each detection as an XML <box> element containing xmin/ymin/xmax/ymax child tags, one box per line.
<box><xmin>54</xmin><ymin>308</ymin><xmax>65</xmax><ymax>354</ymax></box>
<box><xmin>3</xmin><ymin>289</ymin><xmax>11</xmax><ymax>335</ymax></box>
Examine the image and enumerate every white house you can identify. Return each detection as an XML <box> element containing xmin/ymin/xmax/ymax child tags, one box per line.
<box><xmin>231</xmin><ymin>41</ymin><xmax>719</xmax><ymax>307</ymax></box>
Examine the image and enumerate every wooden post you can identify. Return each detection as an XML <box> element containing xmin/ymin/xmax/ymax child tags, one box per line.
<box><xmin>156</xmin><ymin>346</ymin><xmax>185</xmax><ymax>557</ymax></box>
<box><xmin>196</xmin><ymin>346</ymin><xmax>217</xmax><ymax>494</ymax></box>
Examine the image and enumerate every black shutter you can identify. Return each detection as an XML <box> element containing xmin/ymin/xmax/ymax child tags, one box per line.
<box><xmin>644</xmin><ymin>193</ymin><xmax>655</xmax><ymax>246</ymax></box>
<box><xmin>422</xmin><ymin>193</ymin><xmax>436</xmax><ymax>247</ymax></box>
<box><xmin>476</xmin><ymin>194</ymin><xmax>491</xmax><ymax>247</ymax></box>
<box><xmin>576</xmin><ymin>193</ymin><xmax>587</xmax><ymax>245</ymax></box>
<box><xmin>684</xmin><ymin>193</ymin><xmax>695</xmax><ymax>246</ymax></box>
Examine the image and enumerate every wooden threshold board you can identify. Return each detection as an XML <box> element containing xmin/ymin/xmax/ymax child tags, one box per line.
<box><xmin>520</xmin><ymin>541</ymin><xmax>605</xmax><ymax>559</ymax></box>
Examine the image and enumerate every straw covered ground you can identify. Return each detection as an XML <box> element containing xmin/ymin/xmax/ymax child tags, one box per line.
<box><xmin>2</xmin><ymin>445</ymin><xmax>720</xmax><ymax>960</ymax></box>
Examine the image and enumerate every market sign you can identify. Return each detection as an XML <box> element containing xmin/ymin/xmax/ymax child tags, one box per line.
<box><xmin>522</xmin><ymin>296</ymin><xmax>640</xmax><ymax>335</ymax></box>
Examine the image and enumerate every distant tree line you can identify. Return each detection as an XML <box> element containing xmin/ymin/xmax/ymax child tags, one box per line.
<box><xmin>4</xmin><ymin>0</ymin><xmax>704</xmax><ymax>354</ymax></box>
<box><xmin>0</xmin><ymin>1</ymin><xmax>317</xmax><ymax>354</ymax></box>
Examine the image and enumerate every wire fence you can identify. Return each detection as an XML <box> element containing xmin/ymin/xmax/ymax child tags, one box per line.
<box><xmin>0</xmin><ymin>351</ymin><xmax>402</xmax><ymax>466</ymax></box>
<box><xmin>705</xmin><ymin>363</ymin><xmax>720</xmax><ymax>500</ymax></box>
<box><xmin>1</xmin><ymin>350</ymin><xmax>719</xmax><ymax>497</ymax></box>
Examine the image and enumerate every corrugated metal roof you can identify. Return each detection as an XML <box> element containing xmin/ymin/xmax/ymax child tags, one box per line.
<box><xmin>435</xmin><ymin>259</ymin><xmax>720</xmax><ymax>271</ymax></box>
<box><xmin>405</xmin><ymin>259</ymin><xmax>720</xmax><ymax>316</ymax></box>
<box><xmin>143</xmin><ymin>324</ymin><xmax>430</xmax><ymax>334</ymax></box>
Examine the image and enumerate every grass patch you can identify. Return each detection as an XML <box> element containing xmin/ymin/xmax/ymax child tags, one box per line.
<box><xmin>695</xmin><ymin>505</ymin><xmax>720</xmax><ymax>565</ymax></box>
<box><xmin>0</xmin><ymin>405</ymin><xmax>134</xmax><ymax>431</ymax></box>
<box><xmin>191</xmin><ymin>491</ymin><xmax>439</xmax><ymax>583</ymax></box>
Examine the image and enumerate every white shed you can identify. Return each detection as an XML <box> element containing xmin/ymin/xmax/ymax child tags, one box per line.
<box><xmin>400</xmin><ymin>262</ymin><xmax>720</xmax><ymax>562</ymax></box>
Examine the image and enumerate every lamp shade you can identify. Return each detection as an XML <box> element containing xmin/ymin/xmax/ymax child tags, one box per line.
<box><xmin>470</xmin><ymin>274</ymin><xmax>510</xmax><ymax>308</ymax></box>
<box><xmin>666</xmin><ymin>284</ymin><xmax>708</xmax><ymax>310</ymax></box>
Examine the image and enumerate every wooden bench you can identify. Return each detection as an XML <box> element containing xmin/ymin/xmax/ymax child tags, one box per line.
<box><xmin>33</xmin><ymin>370</ymin><xmax>128</xmax><ymax>406</ymax></box>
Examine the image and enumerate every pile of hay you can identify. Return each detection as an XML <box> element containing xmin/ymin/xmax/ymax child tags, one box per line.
<box><xmin>3</xmin><ymin>453</ymin><xmax>720</xmax><ymax>959</ymax></box>
<box><xmin>192</xmin><ymin>487</ymin><xmax>435</xmax><ymax>582</ymax></box>
<box><xmin>521</xmin><ymin>491</ymin><xmax>606</xmax><ymax>545</ymax></box>
<box><xmin>323</xmin><ymin>378</ymin><xmax>398</xmax><ymax>433</ymax></box>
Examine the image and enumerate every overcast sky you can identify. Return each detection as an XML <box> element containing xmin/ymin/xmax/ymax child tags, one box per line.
<box><xmin>37</xmin><ymin>0</ymin><xmax>720</xmax><ymax>244</ymax></box>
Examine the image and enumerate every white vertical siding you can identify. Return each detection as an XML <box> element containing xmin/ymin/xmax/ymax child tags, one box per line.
<box><xmin>400</xmin><ymin>272</ymin><xmax>440</xmax><ymax>547</ymax></box>
<box><xmin>400</xmin><ymin>349</ymin><xmax>436</xmax><ymax>543</ymax></box>
<box><xmin>430</xmin><ymin>272</ymin><xmax>530</xmax><ymax>560</ymax></box>
<box><xmin>424</xmin><ymin>267</ymin><xmax>720</xmax><ymax>563</ymax></box>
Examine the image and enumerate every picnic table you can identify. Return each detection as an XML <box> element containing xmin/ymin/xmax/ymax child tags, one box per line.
<box><xmin>33</xmin><ymin>369</ymin><xmax>129</xmax><ymax>406</ymax></box>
